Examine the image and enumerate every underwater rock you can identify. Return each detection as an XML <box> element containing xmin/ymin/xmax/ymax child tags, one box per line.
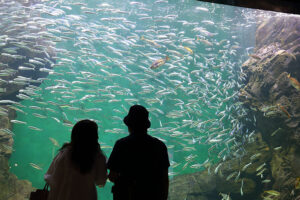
<box><xmin>0</xmin><ymin>111</ymin><xmax>14</xmax><ymax>158</ymax></box>
<box><xmin>0</xmin><ymin>106</ymin><xmax>32</xmax><ymax>199</ymax></box>
<box><xmin>168</xmin><ymin>168</ymin><xmax>247</xmax><ymax>199</ymax></box>
<box><xmin>169</xmin><ymin>15</ymin><xmax>300</xmax><ymax>200</ymax></box>
<box><xmin>169</xmin><ymin>133</ymin><xmax>268</xmax><ymax>200</ymax></box>
<box><xmin>0</xmin><ymin>172</ymin><xmax>32</xmax><ymax>200</ymax></box>
<box><xmin>14</xmin><ymin>179</ymin><xmax>32</xmax><ymax>199</ymax></box>
<box><xmin>269</xmin><ymin>146</ymin><xmax>300</xmax><ymax>200</ymax></box>
<box><xmin>169</xmin><ymin>171</ymin><xmax>217</xmax><ymax>200</ymax></box>
<box><xmin>0</xmin><ymin>1</ymin><xmax>57</xmax><ymax>197</ymax></box>
<box><xmin>256</xmin><ymin>16</ymin><xmax>300</xmax><ymax>51</ymax></box>
<box><xmin>240</xmin><ymin>15</ymin><xmax>300</xmax><ymax>145</ymax></box>
<box><xmin>239</xmin><ymin>15</ymin><xmax>300</xmax><ymax>200</ymax></box>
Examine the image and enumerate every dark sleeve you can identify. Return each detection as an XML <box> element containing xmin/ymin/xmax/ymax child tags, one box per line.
<box><xmin>159</xmin><ymin>142</ymin><xmax>170</xmax><ymax>169</ymax></box>
<box><xmin>107</xmin><ymin>140</ymin><xmax>122</xmax><ymax>172</ymax></box>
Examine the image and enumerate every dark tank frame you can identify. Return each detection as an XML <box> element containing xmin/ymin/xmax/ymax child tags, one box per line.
<box><xmin>197</xmin><ymin>0</ymin><xmax>300</xmax><ymax>14</ymax></box>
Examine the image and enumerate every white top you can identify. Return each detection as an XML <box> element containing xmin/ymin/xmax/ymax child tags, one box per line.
<box><xmin>44</xmin><ymin>147</ymin><xmax>107</xmax><ymax>200</ymax></box>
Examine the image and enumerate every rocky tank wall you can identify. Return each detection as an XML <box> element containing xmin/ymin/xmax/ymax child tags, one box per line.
<box><xmin>168</xmin><ymin>15</ymin><xmax>300</xmax><ymax>200</ymax></box>
<box><xmin>0</xmin><ymin>0</ymin><xmax>56</xmax><ymax>199</ymax></box>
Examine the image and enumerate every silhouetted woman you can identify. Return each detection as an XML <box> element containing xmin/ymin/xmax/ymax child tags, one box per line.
<box><xmin>45</xmin><ymin>119</ymin><xmax>107</xmax><ymax>200</ymax></box>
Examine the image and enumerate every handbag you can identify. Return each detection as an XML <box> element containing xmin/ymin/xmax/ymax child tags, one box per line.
<box><xmin>29</xmin><ymin>183</ymin><xmax>49</xmax><ymax>200</ymax></box>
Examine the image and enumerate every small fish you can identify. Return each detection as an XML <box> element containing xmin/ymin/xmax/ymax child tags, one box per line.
<box><xmin>242</xmin><ymin>162</ymin><xmax>252</xmax><ymax>171</ymax></box>
<box><xmin>63</xmin><ymin>122</ymin><xmax>73</xmax><ymax>127</ymax></box>
<box><xmin>214</xmin><ymin>163</ymin><xmax>223</xmax><ymax>174</ymax></box>
<box><xmin>219</xmin><ymin>192</ymin><xmax>231</xmax><ymax>200</ymax></box>
<box><xmin>263</xmin><ymin>190</ymin><xmax>280</xmax><ymax>196</ymax></box>
<box><xmin>256</xmin><ymin>168</ymin><xmax>267</xmax><ymax>177</ymax></box>
<box><xmin>256</xmin><ymin>163</ymin><xmax>266</xmax><ymax>172</ymax></box>
<box><xmin>32</xmin><ymin>113</ymin><xmax>47</xmax><ymax>119</ymax></box>
<box><xmin>150</xmin><ymin>56</ymin><xmax>170</xmax><ymax>69</ymax></box>
<box><xmin>208</xmin><ymin>138</ymin><xmax>222</xmax><ymax>143</ymax></box>
<box><xmin>277</xmin><ymin>104</ymin><xmax>291</xmax><ymax>118</ymax></box>
<box><xmin>16</xmin><ymin>94</ymin><xmax>33</xmax><ymax>100</ymax></box>
<box><xmin>18</xmin><ymin>66</ymin><xmax>35</xmax><ymax>71</ymax></box>
<box><xmin>182</xmin><ymin>162</ymin><xmax>189</xmax><ymax>170</ymax></box>
<box><xmin>271</xmin><ymin>128</ymin><xmax>283</xmax><ymax>136</ymax></box>
<box><xmin>49</xmin><ymin>137</ymin><xmax>59</xmax><ymax>147</ymax></box>
<box><xmin>226</xmin><ymin>171</ymin><xmax>238</xmax><ymax>181</ymax></box>
<box><xmin>183</xmin><ymin>46</ymin><xmax>193</xmax><ymax>54</ymax></box>
<box><xmin>52</xmin><ymin>117</ymin><xmax>61</xmax><ymax>123</ymax></box>
<box><xmin>10</xmin><ymin>120</ymin><xmax>27</xmax><ymax>125</ymax></box>
<box><xmin>168</xmin><ymin>171</ymin><xmax>179</xmax><ymax>176</ymax></box>
<box><xmin>29</xmin><ymin>163</ymin><xmax>43</xmax><ymax>170</ymax></box>
<box><xmin>250</xmin><ymin>153</ymin><xmax>261</xmax><ymax>160</ymax></box>
<box><xmin>274</xmin><ymin>146</ymin><xmax>282</xmax><ymax>151</ymax></box>
<box><xmin>240</xmin><ymin>179</ymin><xmax>244</xmax><ymax>196</ymax></box>
<box><xmin>140</xmin><ymin>36</ymin><xmax>160</xmax><ymax>47</ymax></box>
<box><xmin>45</xmin><ymin>108</ymin><xmax>57</xmax><ymax>113</ymax></box>
<box><xmin>287</xmin><ymin>74</ymin><xmax>300</xmax><ymax>91</ymax></box>
<box><xmin>262</xmin><ymin>179</ymin><xmax>271</xmax><ymax>183</ymax></box>
<box><xmin>190</xmin><ymin>163</ymin><xmax>202</xmax><ymax>169</ymax></box>
<box><xmin>235</xmin><ymin>171</ymin><xmax>241</xmax><ymax>182</ymax></box>
<box><xmin>195</xmin><ymin>6</ymin><xmax>209</xmax><ymax>12</ymax></box>
<box><xmin>0</xmin><ymin>100</ymin><xmax>19</xmax><ymax>104</ymax></box>
<box><xmin>28</xmin><ymin>126</ymin><xmax>42</xmax><ymax>131</ymax></box>
<box><xmin>197</xmin><ymin>37</ymin><xmax>213</xmax><ymax>46</ymax></box>
<box><xmin>249</xmin><ymin>54</ymin><xmax>261</xmax><ymax>60</ymax></box>
<box><xmin>29</xmin><ymin>106</ymin><xmax>42</xmax><ymax>110</ymax></box>
<box><xmin>29</xmin><ymin>59</ymin><xmax>45</xmax><ymax>66</ymax></box>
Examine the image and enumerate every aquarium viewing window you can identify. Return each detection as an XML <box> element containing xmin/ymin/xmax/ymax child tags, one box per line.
<box><xmin>0</xmin><ymin>0</ymin><xmax>299</xmax><ymax>200</ymax></box>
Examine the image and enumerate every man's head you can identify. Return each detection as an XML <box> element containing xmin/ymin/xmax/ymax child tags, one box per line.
<box><xmin>123</xmin><ymin>105</ymin><xmax>151</xmax><ymax>134</ymax></box>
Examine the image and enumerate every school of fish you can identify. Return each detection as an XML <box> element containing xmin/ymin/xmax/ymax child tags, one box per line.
<box><xmin>0</xmin><ymin>0</ymin><xmax>277</xmax><ymax>198</ymax></box>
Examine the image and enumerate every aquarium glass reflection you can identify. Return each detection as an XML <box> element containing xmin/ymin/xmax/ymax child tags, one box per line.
<box><xmin>0</xmin><ymin>0</ymin><xmax>299</xmax><ymax>199</ymax></box>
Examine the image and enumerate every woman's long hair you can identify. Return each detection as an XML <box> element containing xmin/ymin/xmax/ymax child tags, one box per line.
<box><xmin>60</xmin><ymin>119</ymin><xmax>103</xmax><ymax>174</ymax></box>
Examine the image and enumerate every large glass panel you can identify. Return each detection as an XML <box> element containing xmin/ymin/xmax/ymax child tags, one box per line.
<box><xmin>0</xmin><ymin>0</ymin><xmax>299</xmax><ymax>199</ymax></box>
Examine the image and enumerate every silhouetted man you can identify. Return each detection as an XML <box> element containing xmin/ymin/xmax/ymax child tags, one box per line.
<box><xmin>107</xmin><ymin>105</ymin><xmax>170</xmax><ymax>200</ymax></box>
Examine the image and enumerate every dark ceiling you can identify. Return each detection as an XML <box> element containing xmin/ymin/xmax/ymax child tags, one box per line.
<box><xmin>197</xmin><ymin>0</ymin><xmax>300</xmax><ymax>14</ymax></box>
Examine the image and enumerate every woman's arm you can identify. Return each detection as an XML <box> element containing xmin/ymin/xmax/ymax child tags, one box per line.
<box><xmin>95</xmin><ymin>154</ymin><xmax>108</xmax><ymax>187</ymax></box>
<box><xmin>44</xmin><ymin>152</ymin><xmax>62</xmax><ymax>185</ymax></box>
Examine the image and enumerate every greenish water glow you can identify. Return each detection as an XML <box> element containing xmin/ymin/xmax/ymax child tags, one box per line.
<box><xmin>8</xmin><ymin>0</ymin><xmax>258</xmax><ymax>199</ymax></box>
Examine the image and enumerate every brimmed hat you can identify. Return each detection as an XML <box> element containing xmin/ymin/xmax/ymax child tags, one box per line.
<box><xmin>123</xmin><ymin>105</ymin><xmax>151</xmax><ymax>129</ymax></box>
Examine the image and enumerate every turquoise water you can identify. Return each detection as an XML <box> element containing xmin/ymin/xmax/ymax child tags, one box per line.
<box><xmin>7</xmin><ymin>0</ymin><xmax>258</xmax><ymax>199</ymax></box>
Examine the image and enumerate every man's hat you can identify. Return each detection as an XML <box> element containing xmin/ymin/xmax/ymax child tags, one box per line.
<box><xmin>123</xmin><ymin>105</ymin><xmax>151</xmax><ymax>129</ymax></box>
